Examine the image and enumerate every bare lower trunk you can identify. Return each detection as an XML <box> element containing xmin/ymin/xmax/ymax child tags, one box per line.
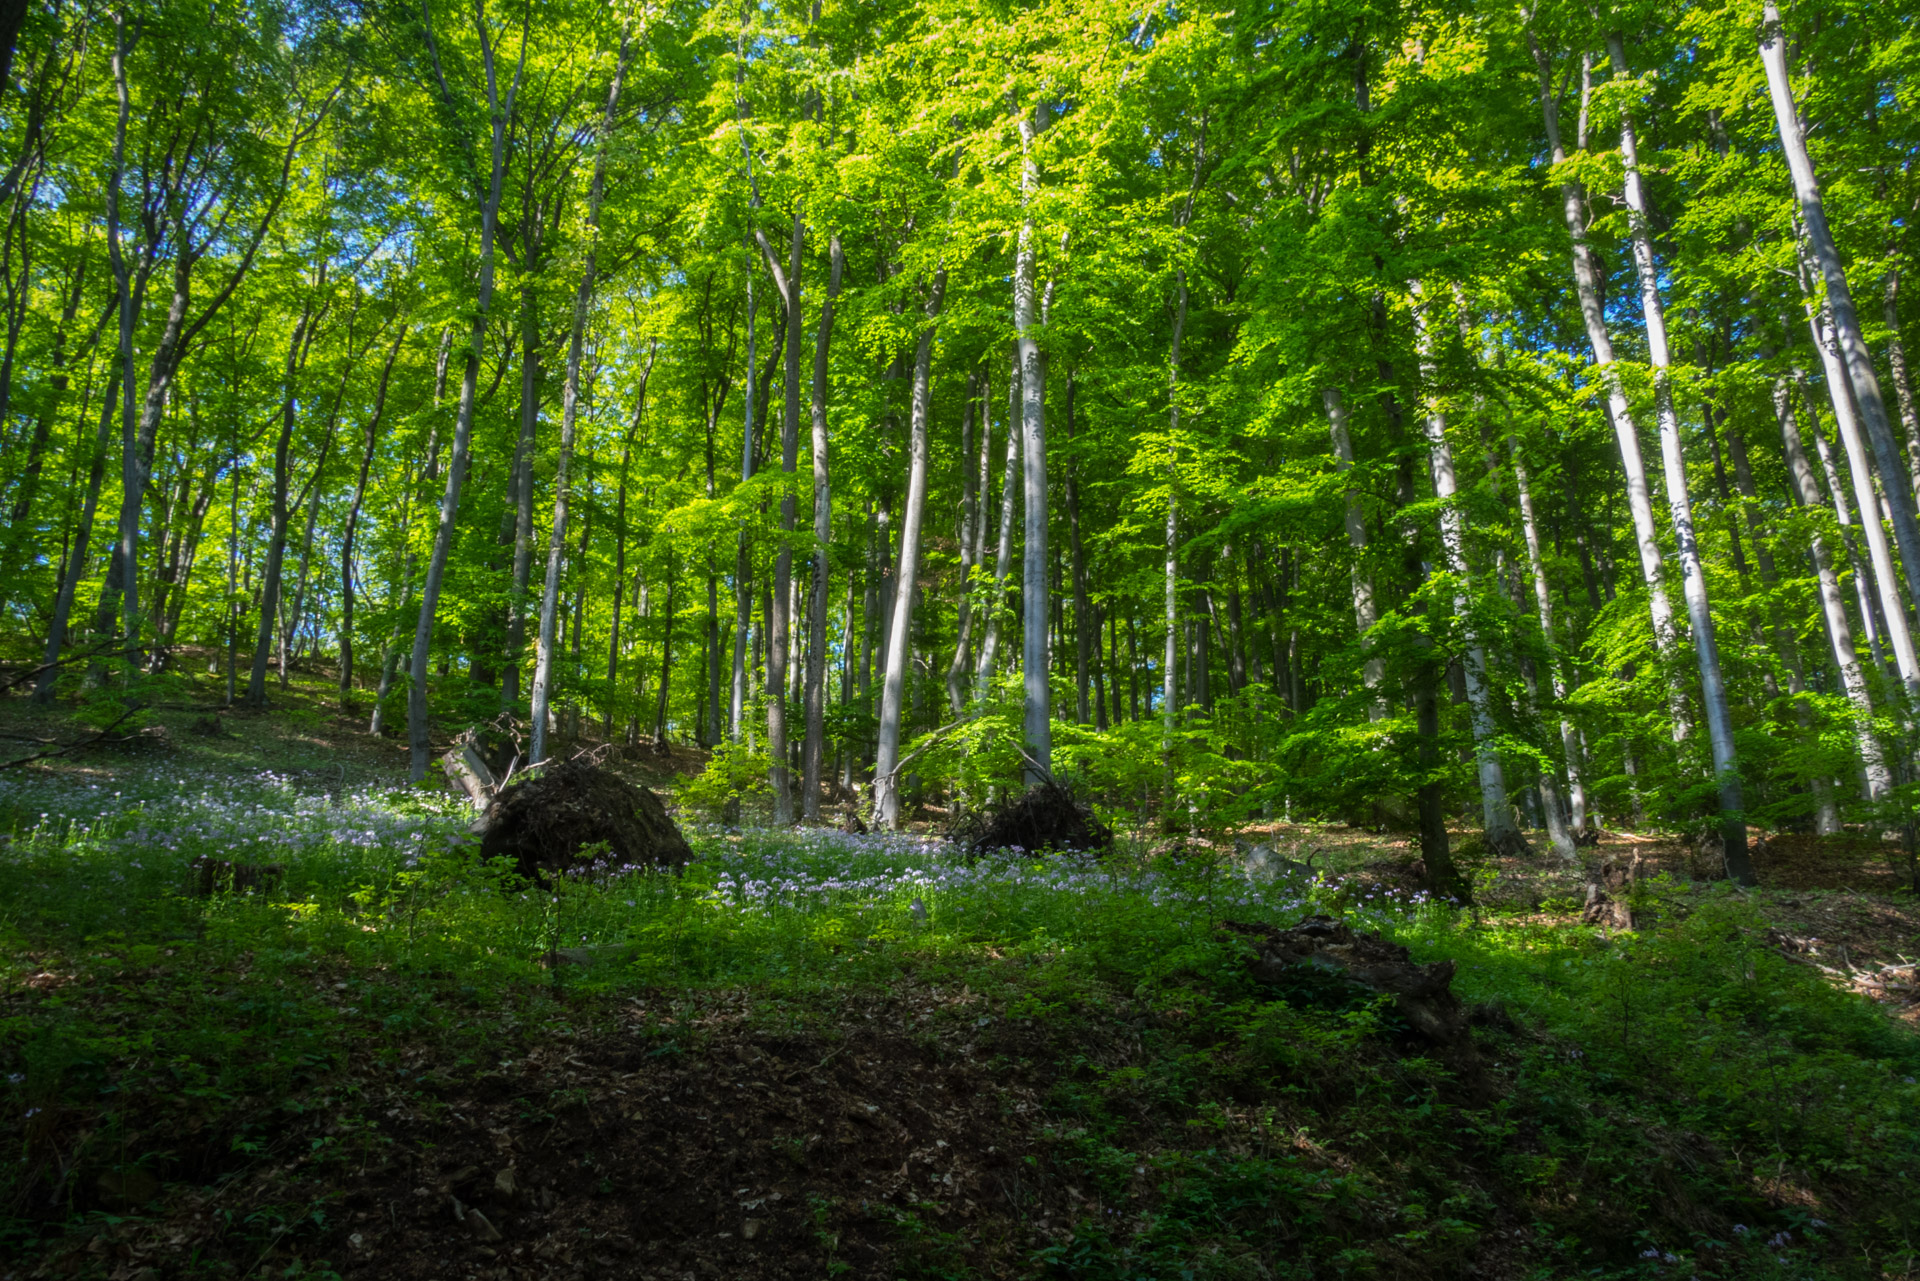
<box><xmin>1410</xmin><ymin>281</ymin><xmax>1526</xmax><ymax>857</ymax></box>
<box><xmin>1775</xmin><ymin>376</ymin><xmax>1890</xmax><ymax>800</ymax></box>
<box><xmin>1324</xmin><ymin>387</ymin><xmax>1384</xmax><ymax>714</ymax></box>
<box><xmin>872</xmin><ymin>271</ymin><xmax>944</xmax><ymax>827</ymax></box>
<box><xmin>502</xmin><ymin>282</ymin><xmax>542</xmax><ymax>711</ymax></box>
<box><xmin>532</xmin><ymin>35</ymin><xmax>632</xmax><ymax>766</ymax></box>
<box><xmin>248</xmin><ymin>305</ymin><xmax>315</xmax><ymax>706</ymax></box>
<box><xmin>946</xmin><ymin>369</ymin><xmax>983</xmax><ymax>716</ymax></box>
<box><xmin>1610</xmin><ymin>31</ymin><xmax>1748</xmax><ymax>878</ymax></box>
<box><xmin>1163</xmin><ymin>273</ymin><xmax>1185</xmax><ymax>787</ymax></box>
<box><xmin>341</xmin><ymin>331</ymin><xmax>405</xmax><ymax>708</ymax></box>
<box><xmin>1527</xmin><ymin>32</ymin><xmax>1686</xmax><ymax>731</ymax></box>
<box><xmin>1016</xmin><ymin>105</ymin><xmax>1051</xmax><ymax>785</ymax></box>
<box><xmin>1883</xmin><ymin>269</ymin><xmax>1920</xmax><ymax>512</ymax></box>
<box><xmin>1509</xmin><ymin>435</ymin><xmax>1584</xmax><ymax>853</ymax></box>
<box><xmin>1065</xmin><ymin>378</ymin><xmax>1090</xmax><ymax>723</ymax></box>
<box><xmin>802</xmin><ymin>236</ymin><xmax>844</xmax><ymax>820</ymax></box>
<box><xmin>765</xmin><ymin>207</ymin><xmax>804</xmax><ymax>824</ymax></box>
<box><xmin>973</xmin><ymin>358</ymin><xmax>1019</xmax><ymax>697</ymax></box>
<box><xmin>654</xmin><ymin>565</ymin><xmax>677</xmax><ymax>745</ymax></box>
<box><xmin>409</xmin><ymin>9</ymin><xmax>528</xmax><ymax>780</ymax></box>
<box><xmin>1797</xmin><ymin>278</ymin><xmax>1920</xmax><ymax>690</ymax></box>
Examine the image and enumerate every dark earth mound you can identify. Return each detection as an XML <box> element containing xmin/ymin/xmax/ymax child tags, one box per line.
<box><xmin>956</xmin><ymin>780</ymin><xmax>1112</xmax><ymax>858</ymax></box>
<box><xmin>474</xmin><ymin>759</ymin><xmax>693</xmax><ymax>882</ymax></box>
<box><xmin>1221</xmin><ymin>915</ymin><xmax>1482</xmax><ymax>1082</ymax></box>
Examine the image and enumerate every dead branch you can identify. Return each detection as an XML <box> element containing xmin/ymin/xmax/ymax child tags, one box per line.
<box><xmin>0</xmin><ymin>705</ymin><xmax>145</xmax><ymax>770</ymax></box>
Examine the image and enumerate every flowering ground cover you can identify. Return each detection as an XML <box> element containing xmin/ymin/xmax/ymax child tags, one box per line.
<box><xmin>0</xmin><ymin>708</ymin><xmax>1916</xmax><ymax>1279</ymax></box>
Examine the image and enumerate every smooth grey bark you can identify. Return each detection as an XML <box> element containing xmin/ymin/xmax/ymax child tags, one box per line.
<box><xmin>1609</xmin><ymin>33</ymin><xmax>1749</xmax><ymax>878</ymax></box>
<box><xmin>530</xmin><ymin>32</ymin><xmax>632</xmax><ymax>767</ymax></box>
<box><xmin>801</xmin><ymin>236</ymin><xmax>844</xmax><ymax>819</ymax></box>
<box><xmin>973</xmin><ymin>358</ymin><xmax>1019</xmax><ymax>696</ymax></box>
<box><xmin>500</xmin><ymin>279</ymin><xmax>541</xmax><ymax>708</ymax></box>
<box><xmin>409</xmin><ymin>0</ymin><xmax>529</xmax><ymax>780</ymax></box>
<box><xmin>604</xmin><ymin>344</ymin><xmax>654</xmax><ymax>734</ymax></box>
<box><xmin>1409</xmin><ymin>281</ymin><xmax>1527</xmax><ymax>857</ymax></box>
<box><xmin>731</xmin><ymin>268</ymin><xmax>758</xmax><ymax>744</ymax></box>
<box><xmin>1015</xmin><ymin>103</ymin><xmax>1052</xmax><ymax>785</ymax></box>
<box><xmin>1775</xmin><ymin>375</ymin><xmax>1890</xmax><ymax>800</ymax></box>
<box><xmin>1065</xmin><ymin>376</ymin><xmax>1091</xmax><ymax>723</ymax></box>
<box><xmin>1324</xmin><ymin>387</ymin><xmax>1384</xmax><ymax>714</ymax></box>
<box><xmin>1163</xmin><ymin>271</ymin><xmax>1185</xmax><ymax>770</ymax></box>
<box><xmin>1509</xmin><ymin>435</ymin><xmax>1586</xmax><ymax>850</ymax></box>
<box><xmin>754</xmin><ymin>205</ymin><xmax>803</xmax><ymax>823</ymax></box>
<box><xmin>1512</xmin><ymin>435</ymin><xmax>1589</xmax><ymax>841</ymax></box>
<box><xmin>872</xmin><ymin>270</ymin><xmax>945</xmax><ymax>828</ymax></box>
<box><xmin>1761</xmin><ymin>0</ymin><xmax>1920</xmax><ymax>639</ymax></box>
<box><xmin>654</xmin><ymin>562</ymin><xmax>677</xmax><ymax>744</ymax></box>
<box><xmin>1797</xmin><ymin>265</ymin><xmax>1920</xmax><ymax>691</ymax></box>
<box><xmin>1720</xmin><ymin>408</ymin><xmax>1838</xmax><ymax>828</ymax></box>
<box><xmin>1883</xmin><ymin>269</ymin><xmax>1920</xmax><ymax>511</ymax></box>
<box><xmin>946</xmin><ymin>368</ymin><xmax>984</xmax><ymax>715</ymax></box>
<box><xmin>1527</xmin><ymin>33</ymin><xmax>1684</xmax><ymax>711</ymax></box>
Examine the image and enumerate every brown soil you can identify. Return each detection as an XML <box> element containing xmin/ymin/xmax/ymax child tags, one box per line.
<box><xmin>13</xmin><ymin>980</ymin><xmax>1296</xmax><ymax>1281</ymax></box>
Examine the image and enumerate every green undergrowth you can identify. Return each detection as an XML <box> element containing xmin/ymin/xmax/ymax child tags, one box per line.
<box><xmin>0</xmin><ymin>767</ymin><xmax>1916</xmax><ymax>1278</ymax></box>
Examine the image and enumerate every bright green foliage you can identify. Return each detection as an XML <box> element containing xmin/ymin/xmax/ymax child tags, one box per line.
<box><xmin>0</xmin><ymin>0</ymin><xmax>1913</xmax><ymax>850</ymax></box>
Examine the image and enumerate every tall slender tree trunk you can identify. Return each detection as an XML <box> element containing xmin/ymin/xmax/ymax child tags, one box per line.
<box><xmin>0</xmin><ymin>264</ymin><xmax>84</xmax><ymax>596</ymax></box>
<box><xmin>1324</xmin><ymin>387</ymin><xmax>1384</xmax><ymax>714</ymax></box>
<box><xmin>974</xmin><ymin>358</ymin><xmax>1019</xmax><ymax>696</ymax></box>
<box><xmin>248</xmin><ymin>302</ymin><xmax>317</xmax><ymax>706</ymax></box>
<box><xmin>605</xmin><ymin>345</ymin><xmax>654</xmax><ymax>732</ymax></box>
<box><xmin>531</xmin><ymin>33</ymin><xmax>632</xmax><ymax>765</ymax></box>
<box><xmin>280</xmin><ymin>423</ymin><xmax>335</xmax><ymax>685</ymax></box>
<box><xmin>341</xmin><ymin>329</ymin><xmax>405</xmax><ymax>708</ymax></box>
<box><xmin>762</xmin><ymin>206</ymin><xmax>804</xmax><ymax>822</ymax></box>
<box><xmin>374</xmin><ymin>331</ymin><xmax>449</xmax><ymax>735</ymax></box>
<box><xmin>801</xmin><ymin>235</ymin><xmax>844</xmax><ymax>820</ymax></box>
<box><xmin>1510</xmin><ymin>435</ymin><xmax>1585</xmax><ymax>853</ymax></box>
<box><xmin>1163</xmin><ymin>271</ymin><xmax>1185</xmax><ymax>788</ymax></box>
<box><xmin>1015</xmin><ymin>103</ymin><xmax>1052</xmax><ymax>785</ymax></box>
<box><xmin>409</xmin><ymin>4</ymin><xmax>528</xmax><ymax>780</ymax></box>
<box><xmin>1761</xmin><ymin>0</ymin><xmax>1920</xmax><ymax>635</ymax></box>
<box><xmin>1798</xmin><ymin>364</ymin><xmax>1898</xmax><ymax>681</ymax></box>
<box><xmin>1775</xmin><ymin>375</ymin><xmax>1891</xmax><ymax>802</ymax></box>
<box><xmin>872</xmin><ymin>271</ymin><xmax>945</xmax><ymax>827</ymax></box>
<box><xmin>946</xmin><ymin>368</ymin><xmax>983</xmax><ymax>715</ymax></box>
<box><xmin>1527</xmin><ymin>33</ymin><xmax>1685</xmax><ymax>726</ymax></box>
<box><xmin>501</xmin><ymin>276</ymin><xmax>542</xmax><ymax>709</ymax></box>
<box><xmin>1882</xmin><ymin>269</ymin><xmax>1920</xmax><ymax>510</ymax></box>
<box><xmin>655</xmin><ymin>559</ymin><xmax>677</xmax><ymax>745</ymax></box>
<box><xmin>1410</xmin><ymin>282</ymin><xmax>1527</xmax><ymax>857</ymax></box>
<box><xmin>1065</xmin><ymin>376</ymin><xmax>1091</xmax><ymax>724</ymax></box>
<box><xmin>35</xmin><ymin>367</ymin><xmax>120</xmax><ymax>703</ymax></box>
<box><xmin>1796</xmin><ymin>275</ymin><xmax>1920</xmax><ymax>692</ymax></box>
<box><xmin>1609</xmin><ymin>32</ymin><xmax>1749</xmax><ymax>878</ymax></box>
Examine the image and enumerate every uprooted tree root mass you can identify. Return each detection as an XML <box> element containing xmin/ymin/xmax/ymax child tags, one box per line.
<box><xmin>474</xmin><ymin>759</ymin><xmax>693</xmax><ymax>882</ymax></box>
<box><xmin>954</xmin><ymin>779</ymin><xmax>1113</xmax><ymax>858</ymax></box>
<box><xmin>1222</xmin><ymin>915</ymin><xmax>1486</xmax><ymax>1087</ymax></box>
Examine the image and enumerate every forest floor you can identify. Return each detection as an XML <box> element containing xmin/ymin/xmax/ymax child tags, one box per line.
<box><xmin>1</xmin><ymin>671</ymin><xmax>1918</xmax><ymax>1280</ymax></box>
